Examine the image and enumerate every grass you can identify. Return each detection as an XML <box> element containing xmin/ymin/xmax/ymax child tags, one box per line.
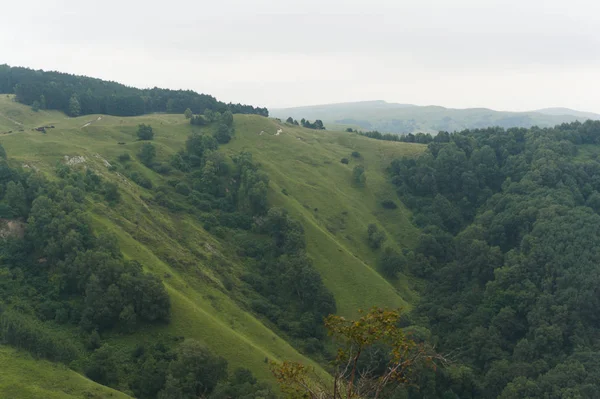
<box><xmin>0</xmin><ymin>345</ymin><xmax>132</xmax><ymax>399</ymax></box>
<box><xmin>0</xmin><ymin>95</ymin><xmax>426</xmax><ymax>387</ymax></box>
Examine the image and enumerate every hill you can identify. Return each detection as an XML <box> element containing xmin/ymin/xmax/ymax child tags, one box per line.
<box><xmin>0</xmin><ymin>346</ymin><xmax>131</xmax><ymax>399</ymax></box>
<box><xmin>0</xmin><ymin>94</ymin><xmax>424</xmax><ymax>397</ymax></box>
<box><xmin>271</xmin><ymin>101</ymin><xmax>600</xmax><ymax>134</ymax></box>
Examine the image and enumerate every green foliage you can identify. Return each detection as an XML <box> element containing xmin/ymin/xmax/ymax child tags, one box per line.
<box><xmin>117</xmin><ymin>152</ymin><xmax>131</xmax><ymax>162</ymax></box>
<box><xmin>221</xmin><ymin>110</ymin><xmax>234</xmax><ymax>127</ymax></box>
<box><xmin>300</xmin><ymin>118</ymin><xmax>325</xmax><ymax>130</ymax></box>
<box><xmin>3</xmin><ymin>64</ymin><xmax>268</xmax><ymax>117</ymax></box>
<box><xmin>190</xmin><ymin>114</ymin><xmax>207</xmax><ymax>126</ymax></box>
<box><xmin>0</xmin><ymin>156</ymin><xmax>171</xmax><ymax>364</ymax></box>
<box><xmin>0</xmin><ymin>310</ymin><xmax>80</xmax><ymax>363</ymax></box>
<box><xmin>137</xmin><ymin>124</ymin><xmax>154</xmax><ymax>140</ymax></box>
<box><xmin>378</xmin><ymin>247</ymin><xmax>405</xmax><ymax>278</ymax></box>
<box><xmin>138</xmin><ymin>143</ymin><xmax>156</xmax><ymax>166</ymax></box>
<box><xmin>31</xmin><ymin>100</ymin><xmax>40</xmax><ymax>112</ymax></box>
<box><xmin>352</xmin><ymin>165</ymin><xmax>366</xmax><ymax>185</ymax></box>
<box><xmin>381</xmin><ymin>199</ymin><xmax>398</xmax><ymax>209</ymax></box>
<box><xmin>103</xmin><ymin>182</ymin><xmax>121</xmax><ymax>203</ymax></box>
<box><xmin>341</xmin><ymin>157</ymin><xmax>349</xmax><ymax>164</ymax></box>
<box><xmin>367</xmin><ymin>223</ymin><xmax>385</xmax><ymax>249</ymax></box>
<box><xmin>183</xmin><ymin>108</ymin><xmax>192</xmax><ymax>119</ymax></box>
<box><xmin>389</xmin><ymin>121</ymin><xmax>600</xmax><ymax>397</ymax></box>
<box><xmin>68</xmin><ymin>94</ymin><xmax>81</xmax><ymax>117</ymax></box>
<box><xmin>214</xmin><ymin>124</ymin><xmax>232</xmax><ymax>144</ymax></box>
<box><xmin>351</xmin><ymin>151</ymin><xmax>361</xmax><ymax>158</ymax></box>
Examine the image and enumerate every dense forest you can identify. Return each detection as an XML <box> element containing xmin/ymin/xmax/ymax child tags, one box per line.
<box><xmin>386</xmin><ymin>120</ymin><xmax>600</xmax><ymax>397</ymax></box>
<box><xmin>0</xmin><ymin>65</ymin><xmax>268</xmax><ymax>117</ymax></box>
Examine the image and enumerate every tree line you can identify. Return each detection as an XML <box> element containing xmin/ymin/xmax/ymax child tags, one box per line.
<box><xmin>286</xmin><ymin>117</ymin><xmax>326</xmax><ymax>130</ymax></box>
<box><xmin>0</xmin><ymin>65</ymin><xmax>268</xmax><ymax>117</ymax></box>
<box><xmin>357</xmin><ymin>129</ymin><xmax>435</xmax><ymax>144</ymax></box>
<box><xmin>387</xmin><ymin>120</ymin><xmax>600</xmax><ymax>397</ymax></box>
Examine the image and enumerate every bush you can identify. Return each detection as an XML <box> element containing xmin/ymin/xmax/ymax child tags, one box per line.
<box><xmin>351</xmin><ymin>151</ymin><xmax>361</xmax><ymax>158</ymax></box>
<box><xmin>341</xmin><ymin>158</ymin><xmax>349</xmax><ymax>164</ymax></box>
<box><xmin>103</xmin><ymin>182</ymin><xmax>121</xmax><ymax>203</ymax></box>
<box><xmin>175</xmin><ymin>182</ymin><xmax>190</xmax><ymax>196</ymax></box>
<box><xmin>353</xmin><ymin>165</ymin><xmax>366</xmax><ymax>185</ymax></box>
<box><xmin>138</xmin><ymin>143</ymin><xmax>156</xmax><ymax>166</ymax></box>
<box><xmin>117</xmin><ymin>152</ymin><xmax>131</xmax><ymax>162</ymax></box>
<box><xmin>0</xmin><ymin>310</ymin><xmax>80</xmax><ymax>363</ymax></box>
<box><xmin>381</xmin><ymin>199</ymin><xmax>398</xmax><ymax>209</ymax></box>
<box><xmin>137</xmin><ymin>124</ymin><xmax>154</xmax><ymax>140</ymax></box>
<box><xmin>129</xmin><ymin>172</ymin><xmax>153</xmax><ymax>189</ymax></box>
<box><xmin>378</xmin><ymin>247</ymin><xmax>405</xmax><ymax>278</ymax></box>
<box><xmin>367</xmin><ymin>223</ymin><xmax>386</xmax><ymax>249</ymax></box>
<box><xmin>154</xmin><ymin>163</ymin><xmax>172</xmax><ymax>175</ymax></box>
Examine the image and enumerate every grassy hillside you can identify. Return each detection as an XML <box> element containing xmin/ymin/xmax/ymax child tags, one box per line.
<box><xmin>0</xmin><ymin>95</ymin><xmax>425</xmax><ymax>392</ymax></box>
<box><xmin>0</xmin><ymin>346</ymin><xmax>131</xmax><ymax>399</ymax></box>
<box><xmin>271</xmin><ymin>100</ymin><xmax>600</xmax><ymax>134</ymax></box>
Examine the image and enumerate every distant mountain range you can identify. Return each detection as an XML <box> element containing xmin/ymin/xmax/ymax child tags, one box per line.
<box><xmin>271</xmin><ymin>101</ymin><xmax>600</xmax><ymax>134</ymax></box>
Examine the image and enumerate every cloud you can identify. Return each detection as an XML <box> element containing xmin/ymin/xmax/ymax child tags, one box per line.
<box><xmin>1</xmin><ymin>0</ymin><xmax>599</xmax><ymax>112</ymax></box>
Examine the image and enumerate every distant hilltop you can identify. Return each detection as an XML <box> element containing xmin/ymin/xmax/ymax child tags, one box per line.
<box><xmin>271</xmin><ymin>101</ymin><xmax>600</xmax><ymax>134</ymax></box>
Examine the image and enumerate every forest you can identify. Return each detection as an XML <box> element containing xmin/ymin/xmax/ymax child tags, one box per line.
<box><xmin>0</xmin><ymin>65</ymin><xmax>268</xmax><ymax>117</ymax></box>
<box><xmin>386</xmin><ymin>120</ymin><xmax>600</xmax><ymax>398</ymax></box>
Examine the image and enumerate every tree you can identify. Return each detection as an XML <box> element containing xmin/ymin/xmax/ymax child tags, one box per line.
<box><xmin>138</xmin><ymin>143</ymin><xmax>156</xmax><ymax>166</ymax></box>
<box><xmin>204</xmin><ymin>108</ymin><xmax>215</xmax><ymax>122</ymax></box>
<box><xmin>286</xmin><ymin>117</ymin><xmax>295</xmax><ymax>124</ymax></box>
<box><xmin>69</xmin><ymin>94</ymin><xmax>81</xmax><ymax>117</ymax></box>
<box><xmin>271</xmin><ymin>308</ymin><xmax>444</xmax><ymax>399</ymax></box>
<box><xmin>378</xmin><ymin>247</ymin><xmax>405</xmax><ymax>278</ymax></box>
<box><xmin>6</xmin><ymin>181</ymin><xmax>26</xmax><ymax>217</ymax></box>
<box><xmin>353</xmin><ymin>165</ymin><xmax>366</xmax><ymax>185</ymax></box>
<box><xmin>137</xmin><ymin>124</ymin><xmax>154</xmax><ymax>140</ymax></box>
<box><xmin>39</xmin><ymin>94</ymin><xmax>46</xmax><ymax>110</ymax></box>
<box><xmin>0</xmin><ymin>142</ymin><xmax>8</xmax><ymax>159</ymax></box>
<box><xmin>103</xmin><ymin>182</ymin><xmax>120</xmax><ymax>204</ymax></box>
<box><xmin>214</xmin><ymin>124</ymin><xmax>232</xmax><ymax>144</ymax></box>
<box><xmin>221</xmin><ymin>110</ymin><xmax>234</xmax><ymax>127</ymax></box>
<box><xmin>159</xmin><ymin>339</ymin><xmax>228</xmax><ymax>398</ymax></box>
<box><xmin>31</xmin><ymin>100</ymin><xmax>40</xmax><ymax>112</ymax></box>
<box><xmin>184</xmin><ymin>108</ymin><xmax>193</xmax><ymax>119</ymax></box>
<box><xmin>367</xmin><ymin>223</ymin><xmax>386</xmax><ymax>249</ymax></box>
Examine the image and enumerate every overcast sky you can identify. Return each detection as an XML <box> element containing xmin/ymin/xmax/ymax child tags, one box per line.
<box><xmin>1</xmin><ymin>0</ymin><xmax>599</xmax><ymax>112</ymax></box>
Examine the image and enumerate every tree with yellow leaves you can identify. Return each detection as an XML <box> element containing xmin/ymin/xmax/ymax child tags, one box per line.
<box><xmin>271</xmin><ymin>308</ymin><xmax>446</xmax><ymax>399</ymax></box>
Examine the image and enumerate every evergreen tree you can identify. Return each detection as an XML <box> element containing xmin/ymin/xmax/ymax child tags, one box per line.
<box><xmin>68</xmin><ymin>94</ymin><xmax>81</xmax><ymax>117</ymax></box>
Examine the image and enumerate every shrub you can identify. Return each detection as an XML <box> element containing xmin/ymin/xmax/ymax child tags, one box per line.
<box><xmin>341</xmin><ymin>158</ymin><xmax>349</xmax><ymax>164</ymax></box>
<box><xmin>137</xmin><ymin>124</ymin><xmax>154</xmax><ymax>140</ymax></box>
<box><xmin>367</xmin><ymin>223</ymin><xmax>386</xmax><ymax>249</ymax></box>
<box><xmin>381</xmin><ymin>199</ymin><xmax>398</xmax><ymax>209</ymax></box>
<box><xmin>351</xmin><ymin>151</ymin><xmax>361</xmax><ymax>158</ymax></box>
<box><xmin>129</xmin><ymin>172</ymin><xmax>153</xmax><ymax>189</ymax></box>
<box><xmin>117</xmin><ymin>152</ymin><xmax>131</xmax><ymax>162</ymax></box>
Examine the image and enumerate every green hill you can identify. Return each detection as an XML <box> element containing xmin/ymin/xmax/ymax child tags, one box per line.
<box><xmin>0</xmin><ymin>95</ymin><xmax>424</xmax><ymax>397</ymax></box>
<box><xmin>271</xmin><ymin>100</ymin><xmax>600</xmax><ymax>134</ymax></box>
<box><xmin>0</xmin><ymin>346</ymin><xmax>131</xmax><ymax>399</ymax></box>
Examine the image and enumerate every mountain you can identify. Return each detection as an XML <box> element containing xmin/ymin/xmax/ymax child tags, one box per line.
<box><xmin>0</xmin><ymin>92</ymin><xmax>422</xmax><ymax>398</ymax></box>
<box><xmin>271</xmin><ymin>101</ymin><xmax>600</xmax><ymax>134</ymax></box>
<box><xmin>534</xmin><ymin>107</ymin><xmax>600</xmax><ymax>120</ymax></box>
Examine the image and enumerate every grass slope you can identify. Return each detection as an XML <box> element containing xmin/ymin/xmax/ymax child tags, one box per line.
<box><xmin>271</xmin><ymin>100</ymin><xmax>600</xmax><ymax>134</ymax></box>
<box><xmin>0</xmin><ymin>96</ymin><xmax>425</xmax><ymax>386</ymax></box>
<box><xmin>0</xmin><ymin>346</ymin><xmax>131</xmax><ymax>399</ymax></box>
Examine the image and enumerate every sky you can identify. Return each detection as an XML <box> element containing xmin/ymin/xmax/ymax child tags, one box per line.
<box><xmin>1</xmin><ymin>0</ymin><xmax>600</xmax><ymax>112</ymax></box>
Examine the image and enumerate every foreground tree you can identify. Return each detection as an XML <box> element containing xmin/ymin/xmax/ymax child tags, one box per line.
<box><xmin>272</xmin><ymin>308</ymin><xmax>445</xmax><ymax>398</ymax></box>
